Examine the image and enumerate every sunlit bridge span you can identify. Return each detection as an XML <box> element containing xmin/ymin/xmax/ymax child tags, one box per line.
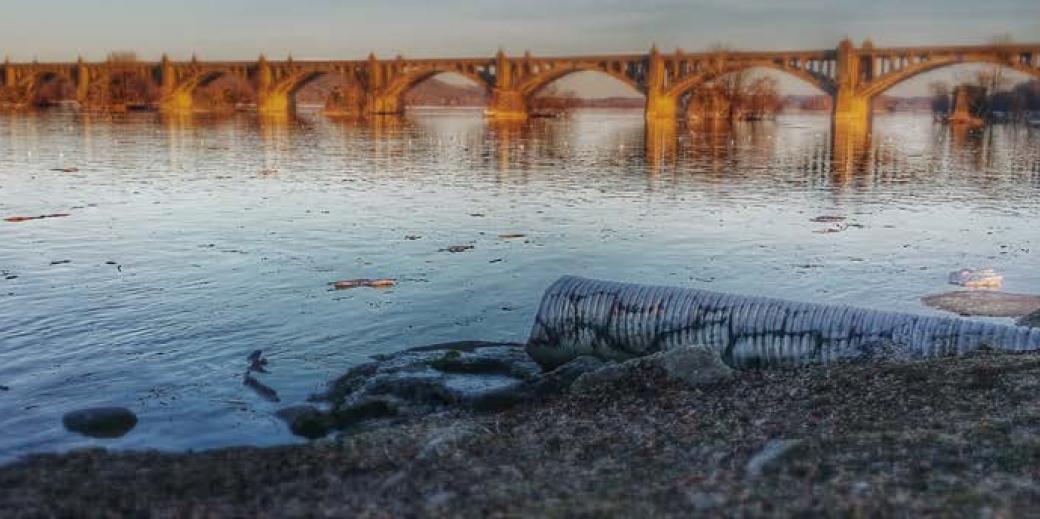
<box><xmin>3</xmin><ymin>39</ymin><xmax>1039</xmax><ymax>129</ymax></box>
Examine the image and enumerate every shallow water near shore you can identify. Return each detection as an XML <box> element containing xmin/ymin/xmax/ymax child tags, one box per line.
<box><xmin>1</xmin><ymin>108</ymin><xmax>1038</xmax><ymax>462</ymax></box>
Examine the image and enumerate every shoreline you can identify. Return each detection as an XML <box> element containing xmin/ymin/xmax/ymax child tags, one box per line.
<box><xmin>5</xmin><ymin>351</ymin><xmax>1040</xmax><ymax>516</ymax></box>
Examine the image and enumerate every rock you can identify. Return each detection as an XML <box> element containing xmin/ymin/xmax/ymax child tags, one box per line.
<box><xmin>417</xmin><ymin>426</ymin><xmax>476</xmax><ymax>460</ymax></box>
<box><xmin>1020</xmin><ymin>310</ymin><xmax>1040</xmax><ymax>328</ymax></box>
<box><xmin>572</xmin><ymin>346</ymin><xmax>732</xmax><ymax>393</ymax></box>
<box><xmin>424</xmin><ymin>491</ymin><xmax>457</xmax><ymax>512</ymax></box>
<box><xmin>948</xmin><ymin>268</ymin><xmax>1003</xmax><ymax>289</ymax></box>
<box><xmin>653</xmin><ymin>346</ymin><xmax>734</xmax><ymax>387</ymax></box>
<box><xmin>923</xmin><ymin>291</ymin><xmax>1040</xmax><ymax>317</ymax></box>
<box><xmin>243</xmin><ymin>373</ymin><xmax>280</xmax><ymax>402</ymax></box>
<box><xmin>275</xmin><ymin>405</ymin><xmax>330</xmax><ymax>440</ymax></box>
<box><xmin>332</xmin><ymin>278</ymin><xmax>396</xmax><ymax>290</ymax></box>
<box><xmin>310</xmin><ymin>342</ymin><xmax>539</xmax><ymax>433</ymax></box>
<box><xmin>62</xmin><ymin>407</ymin><xmax>138</xmax><ymax>439</ymax></box>
<box><xmin>744</xmin><ymin>439</ymin><xmax>804</xmax><ymax>479</ymax></box>
<box><xmin>247</xmin><ymin>350</ymin><xmax>270</xmax><ymax>373</ymax></box>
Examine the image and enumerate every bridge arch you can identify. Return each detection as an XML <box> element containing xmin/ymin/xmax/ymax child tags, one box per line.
<box><xmin>665</xmin><ymin>61</ymin><xmax>836</xmax><ymax>101</ymax></box>
<box><xmin>517</xmin><ymin>66</ymin><xmax>646</xmax><ymax>99</ymax></box>
<box><xmin>16</xmin><ymin>70</ymin><xmax>77</xmax><ymax>105</ymax></box>
<box><xmin>280</xmin><ymin>70</ymin><xmax>365</xmax><ymax>114</ymax></box>
<box><xmin>382</xmin><ymin>68</ymin><xmax>493</xmax><ymax>100</ymax></box>
<box><xmin>859</xmin><ymin>56</ymin><xmax>1040</xmax><ymax>100</ymax></box>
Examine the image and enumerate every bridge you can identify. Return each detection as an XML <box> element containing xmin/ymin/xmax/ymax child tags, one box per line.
<box><xmin>2</xmin><ymin>39</ymin><xmax>1039</xmax><ymax>128</ymax></box>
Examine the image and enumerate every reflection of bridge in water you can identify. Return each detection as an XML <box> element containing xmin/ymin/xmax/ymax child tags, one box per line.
<box><xmin>3</xmin><ymin>39</ymin><xmax>1039</xmax><ymax>133</ymax></box>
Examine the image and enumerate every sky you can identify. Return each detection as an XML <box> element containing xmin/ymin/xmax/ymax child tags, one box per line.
<box><xmin>2</xmin><ymin>0</ymin><xmax>1037</xmax><ymax>95</ymax></box>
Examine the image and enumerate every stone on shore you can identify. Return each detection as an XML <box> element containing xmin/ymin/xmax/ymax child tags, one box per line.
<box><xmin>62</xmin><ymin>407</ymin><xmax>138</xmax><ymax>439</ymax></box>
<box><xmin>572</xmin><ymin>345</ymin><xmax>733</xmax><ymax>393</ymax></box>
<box><xmin>299</xmin><ymin>342</ymin><xmax>542</xmax><ymax>438</ymax></box>
<box><xmin>922</xmin><ymin>291</ymin><xmax>1040</xmax><ymax>318</ymax></box>
<box><xmin>745</xmin><ymin>439</ymin><xmax>805</xmax><ymax>479</ymax></box>
<box><xmin>1021</xmin><ymin>310</ymin><xmax>1040</xmax><ymax>328</ymax></box>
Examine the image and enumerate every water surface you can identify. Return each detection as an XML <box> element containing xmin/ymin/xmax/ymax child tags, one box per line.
<box><xmin>1</xmin><ymin>109</ymin><xmax>1038</xmax><ymax>461</ymax></box>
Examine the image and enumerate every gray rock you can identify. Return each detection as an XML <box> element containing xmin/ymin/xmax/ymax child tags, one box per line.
<box><xmin>62</xmin><ymin>407</ymin><xmax>137</xmax><ymax>439</ymax></box>
<box><xmin>470</xmin><ymin>355</ymin><xmax>606</xmax><ymax>411</ymax></box>
<box><xmin>424</xmin><ymin>490</ymin><xmax>457</xmax><ymax>512</ymax></box>
<box><xmin>571</xmin><ymin>363</ymin><xmax>628</xmax><ymax>394</ymax></box>
<box><xmin>1020</xmin><ymin>310</ymin><xmax>1040</xmax><ymax>328</ymax></box>
<box><xmin>652</xmin><ymin>346</ymin><xmax>734</xmax><ymax>387</ymax></box>
<box><xmin>571</xmin><ymin>346</ymin><xmax>732</xmax><ymax>393</ymax></box>
<box><xmin>744</xmin><ymin>439</ymin><xmax>804</xmax><ymax>479</ymax></box>
<box><xmin>417</xmin><ymin>426</ymin><xmax>476</xmax><ymax>460</ymax></box>
<box><xmin>294</xmin><ymin>342</ymin><xmax>539</xmax><ymax>438</ymax></box>
<box><xmin>275</xmin><ymin>405</ymin><xmax>330</xmax><ymax>440</ymax></box>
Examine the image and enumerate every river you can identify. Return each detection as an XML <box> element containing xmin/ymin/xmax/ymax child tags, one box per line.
<box><xmin>1</xmin><ymin>108</ymin><xmax>1038</xmax><ymax>461</ymax></box>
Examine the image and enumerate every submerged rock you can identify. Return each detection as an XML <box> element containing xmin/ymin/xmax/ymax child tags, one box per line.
<box><xmin>62</xmin><ymin>407</ymin><xmax>137</xmax><ymax>439</ymax></box>
<box><xmin>922</xmin><ymin>291</ymin><xmax>1040</xmax><ymax>318</ymax></box>
<box><xmin>296</xmin><ymin>342</ymin><xmax>541</xmax><ymax>439</ymax></box>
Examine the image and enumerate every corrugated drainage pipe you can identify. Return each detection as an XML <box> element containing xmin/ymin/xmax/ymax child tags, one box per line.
<box><xmin>526</xmin><ymin>276</ymin><xmax>1040</xmax><ymax>369</ymax></box>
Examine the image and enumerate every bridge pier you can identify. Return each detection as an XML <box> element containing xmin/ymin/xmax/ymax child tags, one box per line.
<box><xmin>364</xmin><ymin>93</ymin><xmax>403</xmax><ymax>116</ymax></box>
<box><xmin>645</xmin><ymin>92</ymin><xmax>678</xmax><ymax>121</ymax></box>
<box><xmin>159</xmin><ymin>91</ymin><xmax>194</xmax><ymax>114</ymax></box>
<box><xmin>833</xmin><ymin>89</ymin><xmax>871</xmax><ymax>130</ymax></box>
<box><xmin>643</xmin><ymin>45</ymin><xmax>678</xmax><ymax>121</ymax></box>
<box><xmin>258</xmin><ymin>91</ymin><xmax>292</xmax><ymax>115</ymax></box>
<box><xmin>486</xmin><ymin>88</ymin><xmax>527</xmax><ymax>119</ymax></box>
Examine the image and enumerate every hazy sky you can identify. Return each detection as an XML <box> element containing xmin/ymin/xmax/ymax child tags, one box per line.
<box><xmin>3</xmin><ymin>0</ymin><xmax>1037</xmax><ymax>61</ymax></box>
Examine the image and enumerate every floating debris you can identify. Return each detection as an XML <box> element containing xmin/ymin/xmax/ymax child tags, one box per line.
<box><xmin>332</xmin><ymin>278</ymin><xmax>397</xmax><ymax>290</ymax></box>
<box><xmin>441</xmin><ymin>245</ymin><xmax>475</xmax><ymax>253</ymax></box>
<box><xmin>50</xmin><ymin>167</ymin><xmax>79</xmax><ymax>173</ymax></box>
<box><xmin>404</xmin><ymin>235</ymin><xmax>422</xmax><ymax>241</ymax></box>
<box><xmin>498</xmin><ymin>233</ymin><xmax>527</xmax><ymax>239</ymax></box>
<box><xmin>50</xmin><ymin>260</ymin><xmax>71</xmax><ymax>265</ymax></box>
<box><xmin>813</xmin><ymin>222</ymin><xmax>848</xmax><ymax>234</ymax></box>
<box><xmin>469</xmin><ymin>213</ymin><xmax>486</xmax><ymax>218</ymax></box>
<box><xmin>258</xmin><ymin>169</ymin><xmax>278</xmax><ymax>176</ymax></box>
<box><xmin>922</xmin><ymin>291</ymin><xmax>1040</xmax><ymax>317</ymax></box>
<box><xmin>948</xmin><ymin>268</ymin><xmax>1003</xmax><ymax>289</ymax></box>
<box><xmin>809</xmin><ymin>215</ymin><xmax>846</xmax><ymax>223</ymax></box>
<box><xmin>5</xmin><ymin>213</ymin><xmax>70</xmax><ymax>223</ymax></box>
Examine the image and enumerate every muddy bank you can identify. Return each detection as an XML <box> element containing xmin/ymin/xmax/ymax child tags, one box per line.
<box><xmin>5</xmin><ymin>351</ymin><xmax>1040</xmax><ymax>516</ymax></box>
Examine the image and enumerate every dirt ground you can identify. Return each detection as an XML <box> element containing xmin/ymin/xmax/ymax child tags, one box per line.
<box><xmin>4</xmin><ymin>351</ymin><xmax>1040</xmax><ymax>517</ymax></box>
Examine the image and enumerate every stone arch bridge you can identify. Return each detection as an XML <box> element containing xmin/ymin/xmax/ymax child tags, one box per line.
<box><xmin>2</xmin><ymin>39</ymin><xmax>1038</xmax><ymax>128</ymax></box>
